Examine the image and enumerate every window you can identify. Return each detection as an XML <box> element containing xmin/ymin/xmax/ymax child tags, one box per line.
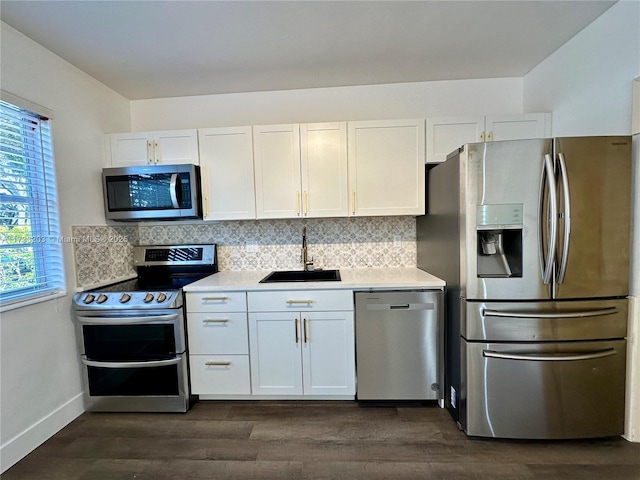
<box><xmin>0</xmin><ymin>98</ymin><xmax>64</xmax><ymax>309</ymax></box>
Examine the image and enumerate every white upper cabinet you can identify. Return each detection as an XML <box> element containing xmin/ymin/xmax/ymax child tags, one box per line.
<box><xmin>426</xmin><ymin>113</ymin><xmax>551</xmax><ymax>163</ymax></box>
<box><xmin>485</xmin><ymin>113</ymin><xmax>552</xmax><ymax>142</ymax></box>
<box><xmin>198</xmin><ymin>126</ymin><xmax>256</xmax><ymax>221</ymax></box>
<box><xmin>253</xmin><ymin>122</ymin><xmax>348</xmax><ymax>219</ymax></box>
<box><xmin>348</xmin><ymin>118</ymin><xmax>425</xmax><ymax>216</ymax></box>
<box><xmin>108</xmin><ymin>129</ymin><xmax>199</xmax><ymax>167</ymax></box>
<box><xmin>300</xmin><ymin>123</ymin><xmax>349</xmax><ymax>218</ymax></box>
<box><xmin>253</xmin><ymin>124</ymin><xmax>302</xmax><ymax>219</ymax></box>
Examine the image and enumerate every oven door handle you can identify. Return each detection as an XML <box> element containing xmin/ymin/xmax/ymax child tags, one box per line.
<box><xmin>76</xmin><ymin>313</ymin><xmax>179</xmax><ymax>324</ymax></box>
<box><xmin>82</xmin><ymin>357</ymin><xmax>182</xmax><ymax>369</ymax></box>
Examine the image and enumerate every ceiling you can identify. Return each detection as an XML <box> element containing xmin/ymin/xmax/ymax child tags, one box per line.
<box><xmin>0</xmin><ymin>1</ymin><xmax>616</xmax><ymax>100</ymax></box>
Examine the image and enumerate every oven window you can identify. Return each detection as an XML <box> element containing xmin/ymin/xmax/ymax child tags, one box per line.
<box><xmin>87</xmin><ymin>364</ymin><xmax>180</xmax><ymax>396</ymax></box>
<box><xmin>83</xmin><ymin>324</ymin><xmax>178</xmax><ymax>360</ymax></box>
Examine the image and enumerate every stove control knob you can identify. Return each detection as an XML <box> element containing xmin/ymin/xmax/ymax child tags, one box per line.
<box><xmin>83</xmin><ymin>294</ymin><xmax>95</xmax><ymax>304</ymax></box>
<box><xmin>119</xmin><ymin>293</ymin><xmax>132</xmax><ymax>304</ymax></box>
<box><xmin>143</xmin><ymin>292</ymin><xmax>154</xmax><ymax>303</ymax></box>
<box><xmin>96</xmin><ymin>294</ymin><xmax>108</xmax><ymax>304</ymax></box>
<box><xmin>156</xmin><ymin>293</ymin><xmax>167</xmax><ymax>303</ymax></box>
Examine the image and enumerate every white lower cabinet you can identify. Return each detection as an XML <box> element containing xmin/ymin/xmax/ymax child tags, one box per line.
<box><xmin>247</xmin><ymin>290</ymin><xmax>355</xmax><ymax>397</ymax></box>
<box><xmin>185</xmin><ymin>292</ymin><xmax>251</xmax><ymax>395</ymax></box>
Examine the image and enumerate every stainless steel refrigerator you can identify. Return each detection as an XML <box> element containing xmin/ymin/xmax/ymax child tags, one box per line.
<box><xmin>417</xmin><ymin>136</ymin><xmax>632</xmax><ymax>439</ymax></box>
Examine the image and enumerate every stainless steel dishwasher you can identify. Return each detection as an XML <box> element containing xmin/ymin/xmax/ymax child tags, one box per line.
<box><xmin>355</xmin><ymin>290</ymin><xmax>443</xmax><ymax>400</ymax></box>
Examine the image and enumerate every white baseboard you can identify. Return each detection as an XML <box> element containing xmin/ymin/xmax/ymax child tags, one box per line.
<box><xmin>625</xmin><ymin>296</ymin><xmax>640</xmax><ymax>442</ymax></box>
<box><xmin>0</xmin><ymin>393</ymin><xmax>84</xmax><ymax>473</ymax></box>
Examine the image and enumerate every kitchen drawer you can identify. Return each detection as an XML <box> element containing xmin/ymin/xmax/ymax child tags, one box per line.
<box><xmin>187</xmin><ymin>312</ymin><xmax>249</xmax><ymax>354</ymax></box>
<box><xmin>189</xmin><ymin>354</ymin><xmax>251</xmax><ymax>395</ymax></box>
<box><xmin>186</xmin><ymin>292</ymin><xmax>247</xmax><ymax>312</ymax></box>
<box><xmin>248</xmin><ymin>289</ymin><xmax>353</xmax><ymax>312</ymax></box>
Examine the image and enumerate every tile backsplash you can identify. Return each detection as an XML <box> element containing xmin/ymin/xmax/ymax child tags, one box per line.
<box><xmin>73</xmin><ymin>216</ymin><xmax>416</xmax><ymax>288</ymax></box>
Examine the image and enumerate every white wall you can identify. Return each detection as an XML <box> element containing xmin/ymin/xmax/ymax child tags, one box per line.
<box><xmin>131</xmin><ymin>78</ymin><xmax>524</xmax><ymax>131</ymax></box>
<box><xmin>524</xmin><ymin>0</ymin><xmax>640</xmax><ymax>442</ymax></box>
<box><xmin>0</xmin><ymin>22</ymin><xmax>130</xmax><ymax>472</ymax></box>
<box><xmin>523</xmin><ymin>1</ymin><xmax>639</xmax><ymax>136</ymax></box>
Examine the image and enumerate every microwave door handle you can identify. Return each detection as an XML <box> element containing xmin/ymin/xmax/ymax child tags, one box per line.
<box><xmin>556</xmin><ymin>152</ymin><xmax>571</xmax><ymax>284</ymax></box>
<box><xmin>169</xmin><ymin>173</ymin><xmax>180</xmax><ymax>209</ymax></box>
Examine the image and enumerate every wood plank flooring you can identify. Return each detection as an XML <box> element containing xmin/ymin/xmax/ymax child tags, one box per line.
<box><xmin>4</xmin><ymin>401</ymin><xmax>640</xmax><ymax>480</ymax></box>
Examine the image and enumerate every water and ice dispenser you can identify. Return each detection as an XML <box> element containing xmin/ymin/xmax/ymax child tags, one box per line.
<box><xmin>476</xmin><ymin>204</ymin><xmax>523</xmax><ymax>278</ymax></box>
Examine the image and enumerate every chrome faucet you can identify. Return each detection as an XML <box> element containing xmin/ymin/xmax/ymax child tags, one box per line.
<box><xmin>301</xmin><ymin>227</ymin><xmax>314</xmax><ymax>271</ymax></box>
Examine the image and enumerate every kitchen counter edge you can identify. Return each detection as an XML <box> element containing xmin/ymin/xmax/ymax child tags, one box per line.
<box><xmin>183</xmin><ymin>267</ymin><xmax>445</xmax><ymax>292</ymax></box>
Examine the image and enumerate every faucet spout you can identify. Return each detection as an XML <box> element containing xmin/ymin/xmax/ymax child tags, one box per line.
<box><xmin>301</xmin><ymin>227</ymin><xmax>313</xmax><ymax>271</ymax></box>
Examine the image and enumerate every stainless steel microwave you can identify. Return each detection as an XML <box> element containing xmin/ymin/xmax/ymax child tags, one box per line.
<box><xmin>102</xmin><ymin>164</ymin><xmax>202</xmax><ymax>221</ymax></box>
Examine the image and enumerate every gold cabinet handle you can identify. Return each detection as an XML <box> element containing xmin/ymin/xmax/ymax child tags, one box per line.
<box><xmin>202</xmin><ymin>319</ymin><xmax>229</xmax><ymax>324</ymax></box>
<box><xmin>303</xmin><ymin>191</ymin><xmax>308</xmax><ymax>215</ymax></box>
<box><xmin>201</xmin><ymin>296</ymin><xmax>229</xmax><ymax>301</ymax></box>
<box><xmin>480</xmin><ymin>131</ymin><xmax>485</xmax><ymax>142</ymax></box>
<box><xmin>296</xmin><ymin>191</ymin><xmax>301</xmax><ymax>215</ymax></box>
<box><xmin>286</xmin><ymin>299</ymin><xmax>313</xmax><ymax>305</ymax></box>
<box><xmin>147</xmin><ymin>140</ymin><xmax>153</xmax><ymax>164</ymax></box>
<box><xmin>295</xmin><ymin>318</ymin><xmax>300</xmax><ymax>343</ymax></box>
<box><xmin>153</xmin><ymin>140</ymin><xmax>159</xmax><ymax>163</ymax></box>
<box><xmin>303</xmin><ymin>318</ymin><xmax>308</xmax><ymax>343</ymax></box>
<box><xmin>205</xmin><ymin>361</ymin><xmax>231</xmax><ymax>366</ymax></box>
<box><xmin>487</xmin><ymin>131</ymin><xmax>493</xmax><ymax>141</ymax></box>
<box><xmin>351</xmin><ymin>190</ymin><xmax>356</xmax><ymax>214</ymax></box>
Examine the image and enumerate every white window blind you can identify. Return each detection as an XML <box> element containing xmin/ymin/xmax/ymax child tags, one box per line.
<box><xmin>0</xmin><ymin>99</ymin><xmax>65</xmax><ymax>307</ymax></box>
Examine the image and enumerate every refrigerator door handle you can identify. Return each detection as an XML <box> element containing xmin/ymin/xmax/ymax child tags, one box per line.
<box><xmin>482</xmin><ymin>306</ymin><xmax>618</xmax><ymax>319</ymax></box>
<box><xmin>540</xmin><ymin>153</ymin><xmax>558</xmax><ymax>284</ymax></box>
<box><xmin>556</xmin><ymin>152</ymin><xmax>571</xmax><ymax>284</ymax></box>
<box><xmin>482</xmin><ymin>348</ymin><xmax>617</xmax><ymax>362</ymax></box>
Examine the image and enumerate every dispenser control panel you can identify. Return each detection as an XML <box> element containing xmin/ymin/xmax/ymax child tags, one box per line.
<box><xmin>476</xmin><ymin>203</ymin><xmax>523</xmax><ymax>229</ymax></box>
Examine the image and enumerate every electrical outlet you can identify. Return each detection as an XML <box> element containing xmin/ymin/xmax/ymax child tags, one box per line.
<box><xmin>245</xmin><ymin>242</ymin><xmax>258</xmax><ymax>253</ymax></box>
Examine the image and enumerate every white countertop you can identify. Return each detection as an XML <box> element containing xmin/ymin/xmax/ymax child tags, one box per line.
<box><xmin>183</xmin><ymin>267</ymin><xmax>445</xmax><ymax>292</ymax></box>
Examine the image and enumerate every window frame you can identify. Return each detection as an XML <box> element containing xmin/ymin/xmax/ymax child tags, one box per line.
<box><xmin>0</xmin><ymin>92</ymin><xmax>66</xmax><ymax>311</ymax></box>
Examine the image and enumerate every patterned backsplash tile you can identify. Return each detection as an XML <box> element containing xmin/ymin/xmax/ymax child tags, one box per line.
<box><xmin>73</xmin><ymin>217</ymin><xmax>416</xmax><ymax>288</ymax></box>
<box><xmin>72</xmin><ymin>225</ymin><xmax>137</xmax><ymax>288</ymax></box>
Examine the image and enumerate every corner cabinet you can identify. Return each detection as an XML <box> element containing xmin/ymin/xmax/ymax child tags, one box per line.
<box><xmin>426</xmin><ymin>113</ymin><xmax>552</xmax><ymax>163</ymax></box>
<box><xmin>347</xmin><ymin>119</ymin><xmax>425</xmax><ymax>216</ymax></box>
<box><xmin>253</xmin><ymin>123</ymin><xmax>348</xmax><ymax>219</ymax></box>
<box><xmin>247</xmin><ymin>290</ymin><xmax>355</xmax><ymax>397</ymax></box>
<box><xmin>108</xmin><ymin>129</ymin><xmax>199</xmax><ymax>166</ymax></box>
<box><xmin>185</xmin><ymin>292</ymin><xmax>251</xmax><ymax>396</ymax></box>
<box><xmin>198</xmin><ymin>126</ymin><xmax>256</xmax><ymax>220</ymax></box>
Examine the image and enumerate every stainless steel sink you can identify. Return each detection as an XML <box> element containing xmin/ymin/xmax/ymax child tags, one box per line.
<box><xmin>259</xmin><ymin>269</ymin><xmax>341</xmax><ymax>283</ymax></box>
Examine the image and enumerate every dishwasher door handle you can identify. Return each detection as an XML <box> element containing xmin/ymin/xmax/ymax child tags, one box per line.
<box><xmin>366</xmin><ymin>303</ymin><xmax>435</xmax><ymax>311</ymax></box>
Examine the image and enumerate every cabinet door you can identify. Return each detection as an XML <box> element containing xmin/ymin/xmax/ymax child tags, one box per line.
<box><xmin>426</xmin><ymin>116</ymin><xmax>484</xmax><ymax>163</ymax></box>
<box><xmin>485</xmin><ymin>113</ymin><xmax>551</xmax><ymax>142</ymax></box>
<box><xmin>300</xmin><ymin>122</ymin><xmax>348</xmax><ymax>218</ymax></box>
<box><xmin>253</xmin><ymin>124</ymin><xmax>302</xmax><ymax>219</ymax></box>
<box><xmin>109</xmin><ymin>130</ymin><xmax>199</xmax><ymax>166</ymax></box>
<box><xmin>302</xmin><ymin>311</ymin><xmax>355</xmax><ymax>396</ymax></box>
<box><xmin>348</xmin><ymin>119</ymin><xmax>425</xmax><ymax>216</ymax></box>
<box><xmin>248</xmin><ymin>312</ymin><xmax>303</xmax><ymax>395</ymax></box>
<box><xmin>198</xmin><ymin>127</ymin><xmax>256</xmax><ymax>220</ymax></box>
<box><xmin>153</xmin><ymin>130</ymin><xmax>199</xmax><ymax>165</ymax></box>
<box><xmin>109</xmin><ymin>132</ymin><xmax>153</xmax><ymax>166</ymax></box>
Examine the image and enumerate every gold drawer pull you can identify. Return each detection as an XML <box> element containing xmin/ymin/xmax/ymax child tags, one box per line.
<box><xmin>202</xmin><ymin>319</ymin><xmax>229</xmax><ymax>324</ymax></box>
<box><xmin>286</xmin><ymin>299</ymin><xmax>313</xmax><ymax>305</ymax></box>
<box><xmin>205</xmin><ymin>361</ymin><xmax>231</xmax><ymax>366</ymax></box>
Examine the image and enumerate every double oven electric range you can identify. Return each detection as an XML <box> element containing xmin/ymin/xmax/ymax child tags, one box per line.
<box><xmin>72</xmin><ymin>244</ymin><xmax>217</xmax><ymax>413</ymax></box>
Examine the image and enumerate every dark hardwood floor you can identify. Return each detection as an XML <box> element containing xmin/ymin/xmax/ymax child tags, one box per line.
<box><xmin>4</xmin><ymin>401</ymin><xmax>640</xmax><ymax>480</ymax></box>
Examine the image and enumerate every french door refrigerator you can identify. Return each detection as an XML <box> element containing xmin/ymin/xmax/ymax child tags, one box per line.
<box><xmin>417</xmin><ymin>136</ymin><xmax>632</xmax><ymax>439</ymax></box>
